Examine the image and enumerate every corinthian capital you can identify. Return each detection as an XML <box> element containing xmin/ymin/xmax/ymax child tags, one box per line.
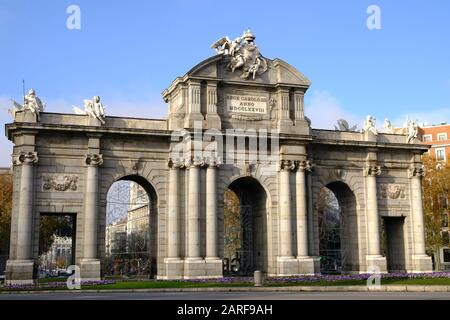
<box><xmin>296</xmin><ymin>160</ymin><xmax>312</xmax><ymax>172</ymax></box>
<box><xmin>408</xmin><ymin>166</ymin><xmax>425</xmax><ymax>178</ymax></box>
<box><xmin>189</xmin><ymin>156</ymin><xmax>207</xmax><ymax>168</ymax></box>
<box><xmin>364</xmin><ymin>164</ymin><xmax>381</xmax><ymax>177</ymax></box>
<box><xmin>280</xmin><ymin>160</ymin><xmax>296</xmax><ymax>171</ymax></box>
<box><xmin>14</xmin><ymin>151</ymin><xmax>38</xmax><ymax>165</ymax></box>
<box><xmin>85</xmin><ymin>153</ymin><xmax>103</xmax><ymax>166</ymax></box>
<box><xmin>206</xmin><ymin>156</ymin><xmax>221</xmax><ymax>168</ymax></box>
<box><xmin>168</xmin><ymin>157</ymin><xmax>187</xmax><ymax>169</ymax></box>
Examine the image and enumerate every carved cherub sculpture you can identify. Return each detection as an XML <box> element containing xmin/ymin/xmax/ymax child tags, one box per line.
<box><xmin>406</xmin><ymin>120</ymin><xmax>418</xmax><ymax>143</ymax></box>
<box><xmin>362</xmin><ymin>115</ymin><xmax>378</xmax><ymax>136</ymax></box>
<box><xmin>9</xmin><ymin>89</ymin><xmax>46</xmax><ymax>120</ymax></box>
<box><xmin>73</xmin><ymin>96</ymin><xmax>106</xmax><ymax>124</ymax></box>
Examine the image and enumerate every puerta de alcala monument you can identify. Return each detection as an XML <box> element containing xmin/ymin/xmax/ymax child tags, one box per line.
<box><xmin>5</xmin><ymin>30</ymin><xmax>432</xmax><ymax>283</ymax></box>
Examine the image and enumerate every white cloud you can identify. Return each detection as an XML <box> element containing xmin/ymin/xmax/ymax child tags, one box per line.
<box><xmin>305</xmin><ymin>90</ymin><xmax>362</xmax><ymax>130</ymax></box>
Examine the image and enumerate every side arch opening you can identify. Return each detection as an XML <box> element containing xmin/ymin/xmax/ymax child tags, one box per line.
<box><xmin>318</xmin><ymin>181</ymin><xmax>359</xmax><ymax>274</ymax></box>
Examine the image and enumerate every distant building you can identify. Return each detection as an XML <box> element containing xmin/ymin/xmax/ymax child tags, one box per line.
<box><xmin>418</xmin><ymin>122</ymin><xmax>450</xmax><ymax>162</ymax></box>
<box><xmin>40</xmin><ymin>235</ymin><xmax>72</xmax><ymax>271</ymax></box>
<box><xmin>127</xmin><ymin>183</ymin><xmax>149</xmax><ymax>237</ymax></box>
<box><xmin>105</xmin><ymin>182</ymin><xmax>149</xmax><ymax>255</ymax></box>
<box><xmin>105</xmin><ymin>218</ymin><xmax>127</xmax><ymax>255</ymax></box>
<box><xmin>418</xmin><ymin>122</ymin><xmax>450</xmax><ymax>269</ymax></box>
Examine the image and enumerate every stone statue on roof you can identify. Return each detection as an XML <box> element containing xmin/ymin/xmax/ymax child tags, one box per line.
<box><xmin>73</xmin><ymin>96</ymin><xmax>106</xmax><ymax>124</ymax></box>
<box><xmin>10</xmin><ymin>88</ymin><xmax>46</xmax><ymax>120</ymax></box>
<box><xmin>211</xmin><ymin>29</ymin><xmax>268</xmax><ymax>80</ymax></box>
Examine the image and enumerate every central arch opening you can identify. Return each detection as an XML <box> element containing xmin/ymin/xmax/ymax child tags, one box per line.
<box><xmin>104</xmin><ymin>175</ymin><xmax>158</xmax><ymax>279</ymax></box>
<box><xmin>318</xmin><ymin>181</ymin><xmax>359</xmax><ymax>274</ymax></box>
<box><xmin>223</xmin><ymin>176</ymin><xmax>268</xmax><ymax>276</ymax></box>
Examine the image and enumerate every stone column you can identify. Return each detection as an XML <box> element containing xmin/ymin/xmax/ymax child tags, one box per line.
<box><xmin>205</xmin><ymin>82</ymin><xmax>221</xmax><ymax>129</ymax></box>
<box><xmin>187</xmin><ymin>160</ymin><xmax>202</xmax><ymax>259</ymax></box>
<box><xmin>277</xmin><ymin>160</ymin><xmax>298</xmax><ymax>275</ymax></box>
<box><xmin>80</xmin><ymin>153</ymin><xmax>103</xmax><ymax>280</ymax></box>
<box><xmin>185</xmin><ymin>80</ymin><xmax>203</xmax><ymax>127</ymax></box>
<box><xmin>167</xmin><ymin>160</ymin><xmax>181</xmax><ymax>259</ymax></box>
<box><xmin>206</xmin><ymin>158</ymin><xmax>220</xmax><ymax>259</ymax></box>
<box><xmin>295</xmin><ymin>160</ymin><xmax>319</xmax><ymax>275</ymax></box>
<box><xmin>295</xmin><ymin>161</ymin><xmax>309</xmax><ymax>258</ymax></box>
<box><xmin>204</xmin><ymin>157</ymin><xmax>222</xmax><ymax>278</ymax></box>
<box><xmin>6</xmin><ymin>152</ymin><xmax>38</xmax><ymax>284</ymax></box>
<box><xmin>409</xmin><ymin>166</ymin><xmax>433</xmax><ymax>272</ymax></box>
<box><xmin>164</xmin><ymin>158</ymin><xmax>185</xmax><ymax>279</ymax></box>
<box><xmin>364</xmin><ymin>163</ymin><xmax>387</xmax><ymax>272</ymax></box>
<box><xmin>294</xmin><ymin>91</ymin><xmax>305</xmax><ymax>120</ymax></box>
<box><xmin>184</xmin><ymin>157</ymin><xmax>206</xmax><ymax>279</ymax></box>
<box><xmin>279</xmin><ymin>160</ymin><xmax>294</xmax><ymax>258</ymax></box>
<box><xmin>277</xmin><ymin>88</ymin><xmax>292</xmax><ymax>129</ymax></box>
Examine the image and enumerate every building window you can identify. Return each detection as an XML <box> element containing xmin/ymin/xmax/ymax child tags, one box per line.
<box><xmin>443</xmin><ymin>213</ymin><xmax>449</xmax><ymax>228</ymax></box>
<box><xmin>444</xmin><ymin>249</ymin><xmax>450</xmax><ymax>263</ymax></box>
<box><xmin>443</xmin><ymin>232</ymin><xmax>450</xmax><ymax>246</ymax></box>
<box><xmin>436</xmin><ymin>148</ymin><xmax>446</xmax><ymax>161</ymax></box>
<box><xmin>422</xmin><ymin>134</ymin><xmax>432</xmax><ymax>142</ymax></box>
<box><xmin>437</xmin><ymin>133</ymin><xmax>448</xmax><ymax>141</ymax></box>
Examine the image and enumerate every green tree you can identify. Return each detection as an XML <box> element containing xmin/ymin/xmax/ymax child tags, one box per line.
<box><xmin>0</xmin><ymin>173</ymin><xmax>13</xmax><ymax>255</ymax></box>
<box><xmin>422</xmin><ymin>154</ymin><xmax>450</xmax><ymax>270</ymax></box>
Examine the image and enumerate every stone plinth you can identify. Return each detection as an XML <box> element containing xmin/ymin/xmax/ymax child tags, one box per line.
<box><xmin>162</xmin><ymin>258</ymin><xmax>185</xmax><ymax>280</ymax></box>
<box><xmin>297</xmin><ymin>257</ymin><xmax>320</xmax><ymax>275</ymax></box>
<box><xmin>277</xmin><ymin>257</ymin><xmax>299</xmax><ymax>276</ymax></box>
<box><xmin>204</xmin><ymin>258</ymin><xmax>223</xmax><ymax>278</ymax></box>
<box><xmin>184</xmin><ymin>258</ymin><xmax>206</xmax><ymax>279</ymax></box>
<box><xmin>80</xmin><ymin>259</ymin><xmax>101</xmax><ymax>281</ymax></box>
<box><xmin>411</xmin><ymin>255</ymin><xmax>433</xmax><ymax>273</ymax></box>
<box><xmin>5</xmin><ymin>260</ymin><xmax>35</xmax><ymax>285</ymax></box>
<box><xmin>366</xmin><ymin>255</ymin><xmax>387</xmax><ymax>273</ymax></box>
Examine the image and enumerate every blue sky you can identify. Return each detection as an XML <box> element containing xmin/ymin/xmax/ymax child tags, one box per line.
<box><xmin>0</xmin><ymin>0</ymin><xmax>449</xmax><ymax>166</ymax></box>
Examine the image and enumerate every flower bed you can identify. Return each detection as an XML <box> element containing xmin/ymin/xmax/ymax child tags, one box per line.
<box><xmin>186</xmin><ymin>272</ymin><xmax>450</xmax><ymax>284</ymax></box>
<box><xmin>2</xmin><ymin>272</ymin><xmax>450</xmax><ymax>291</ymax></box>
<box><xmin>1</xmin><ymin>280</ymin><xmax>116</xmax><ymax>291</ymax></box>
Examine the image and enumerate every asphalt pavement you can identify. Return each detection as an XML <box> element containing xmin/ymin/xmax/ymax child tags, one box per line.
<box><xmin>1</xmin><ymin>291</ymin><xmax>450</xmax><ymax>300</ymax></box>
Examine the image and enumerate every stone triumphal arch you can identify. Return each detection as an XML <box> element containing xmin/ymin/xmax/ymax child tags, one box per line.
<box><xmin>5</xmin><ymin>31</ymin><xmax>432</xmax><ymax>283</ymax></box>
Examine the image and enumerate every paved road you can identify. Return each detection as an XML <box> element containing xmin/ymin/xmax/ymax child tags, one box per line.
<box><xmin>1</xmin><ymin>291</ymin><xmax>450</xmax><ymax>300</ymax></box>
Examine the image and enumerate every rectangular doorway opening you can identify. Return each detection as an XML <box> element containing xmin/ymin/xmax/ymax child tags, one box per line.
<box><xmin>38</xmin><ymin>213</ymin><xmax>77</xmax><ymax>279</ymax></box>
<box><xmin>383</xmin><ymin>217</ymin><xmax>406</xmax><ymax>273</ymax></box>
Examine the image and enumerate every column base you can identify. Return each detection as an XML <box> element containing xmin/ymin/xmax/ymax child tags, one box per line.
<box><xmin>366</xmin><ymin>255</ymin><xmax>387</xmax><ymax>273</ymax></box>
<box><xmin>5</xmin><ymin>260</ymin><xmax>35</xmax><ymax>284</ymax></box>
<box><xmin>80</xmin><ymin>259</ymin><xmax>101</xmax><ymax>281</ymax></box>
<box><xmin>297</xmin><ymin>256</ymin><xmax>320</xmax><ymax>275</ymax></box>
<box><xmin>411</xmin><ymin>254</ymin><xmax>433</xmax><ymax>273</ymax></box>
<box><xmin>184</xmin><ymin>258</ymin><xmax>207</xmax><ymax>279</ymax></box>
<box><xmin>277</xmin><ymin>256</ymin><xmax>298</xmax><ymax>276</ymax></box>
<box><xmin>204</xmin><ymin>257</ymin><xmax>223</xmax><ymax>278</ymax></box>
<box><xmin>161</xmin><ymin>258</ymin><xmax>185</xmax><ymax>280</ymax></box>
